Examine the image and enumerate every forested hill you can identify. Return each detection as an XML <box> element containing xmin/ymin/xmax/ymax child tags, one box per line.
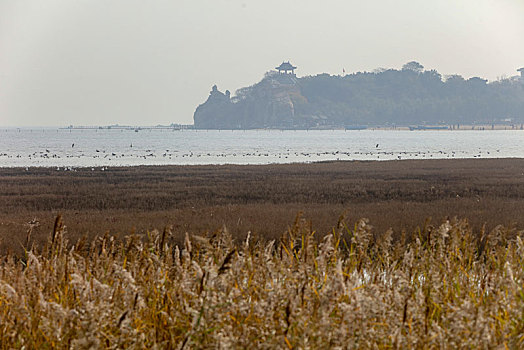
<box><xmin>193</xmin><ymin>62</ymin><xmax>524</xmax><ymax>129</ymax></box>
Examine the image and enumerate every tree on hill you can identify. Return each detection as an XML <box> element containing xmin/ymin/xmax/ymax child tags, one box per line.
<box><xmin>402</xmin><ymin>61</ymin><xmax>425</xmax><ymax>73</ymax></box>
<box><xmin>194</xmin><ymin>62</ymin><xmax>524</xmax><ymax>129</ymax></box>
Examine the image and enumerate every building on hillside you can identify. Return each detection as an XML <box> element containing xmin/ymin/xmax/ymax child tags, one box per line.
<box><xmin>276</xmin><ymin>61</ymin><xmax>297</xmax><ymax>75</ymax></box>
<box><xmin>518</xmin><ymin>67</ymin><xmax>524</xmax><ymax>81</ymax></box>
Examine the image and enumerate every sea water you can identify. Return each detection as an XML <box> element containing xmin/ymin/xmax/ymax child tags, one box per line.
<box><xmin>0</xmin><ymin>128</ymin><xmax>523</xmax><ymax>168</ymax></box>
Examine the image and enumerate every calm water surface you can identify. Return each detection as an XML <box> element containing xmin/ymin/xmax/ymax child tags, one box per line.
<box><xmin>0</xmin><ymin>128</ymin><xmax>523</xmax><ymax>168</ymax></box>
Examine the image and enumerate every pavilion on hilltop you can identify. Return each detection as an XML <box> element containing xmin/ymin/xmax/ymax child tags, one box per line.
<box><xmin>276</xmin><ymin>61</ymin><xmax>297</xmax><ymax>75</ymax></box>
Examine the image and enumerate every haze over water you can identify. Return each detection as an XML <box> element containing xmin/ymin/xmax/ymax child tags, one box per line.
<box><xmin>1</xmin><ymin>128</ymin><xmax>523</xmax><ymax>168</ymax></box>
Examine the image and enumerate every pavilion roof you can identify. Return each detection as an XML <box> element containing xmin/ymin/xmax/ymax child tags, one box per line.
<box><xmin>276</xmin><ymin>61</ymin><xmax>297</xmax><ymax>71</ymax></box>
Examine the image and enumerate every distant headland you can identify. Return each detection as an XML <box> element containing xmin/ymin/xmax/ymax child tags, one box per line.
<box><xmin>193</xmin><ymin>61</ymin><xmax>524</xmax><ymax>130</ymax></box>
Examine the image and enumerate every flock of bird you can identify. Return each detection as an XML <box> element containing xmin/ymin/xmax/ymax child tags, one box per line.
<box><xmin>0</xmin><ymin>146</ymin><xmax>502</xmax><ymax>168</ymax></box>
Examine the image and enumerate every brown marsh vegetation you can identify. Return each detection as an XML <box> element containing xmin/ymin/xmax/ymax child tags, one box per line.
<box><xmin>1</xmin><ymin>159</ymin><xmax>524</xmax><ymax>253</ymax></box>
<box><xmin>1</xmin><ymin>214</ymin><xmax>524</xmax><ymax>347</ymax></box>
<box><xmin>1</xmin><ymin>159</ymin><xmax>524</xmax><ymax>347</ymax></box>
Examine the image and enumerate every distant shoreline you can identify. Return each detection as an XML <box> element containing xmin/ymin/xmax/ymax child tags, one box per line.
<box><xmin>2</xmin><ymin>124</ymin><xmax>523</xmax><ymax>131</ymax></box>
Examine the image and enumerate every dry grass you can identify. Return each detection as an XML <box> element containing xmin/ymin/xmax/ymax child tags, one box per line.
<box><xmin>2</xmin><ymin>159</ymin><xmax>524</xmax><ymax>254</ymax></box>
<box><xmin>1</xmin><ymin>214</ymin><xmax>523</xmax><ymax>348</ymax></box>
<box><xmin>1</xmin><ymin>159</ymin><xmax>524</xmax><ymax>346</ymax></box>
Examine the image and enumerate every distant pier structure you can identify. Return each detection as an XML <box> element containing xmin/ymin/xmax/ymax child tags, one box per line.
<box><xmin>519</xmin><ymin>67</ymin><xmax>524</xmax><ymax>81</ymax></box>
<box><xmin>276</xmin><ymin>61</ymin><xmax>297</xmax><ymax>75</ymax></box>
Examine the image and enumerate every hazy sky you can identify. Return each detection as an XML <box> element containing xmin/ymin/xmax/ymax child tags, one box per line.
<box><xmin>1</xmin><ymin>0</ymin><xmax>523</xmax><ymax>127</ymax></box>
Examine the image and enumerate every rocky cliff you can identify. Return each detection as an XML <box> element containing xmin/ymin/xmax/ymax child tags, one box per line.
<box><xmin>193</xmin><ymin>85</ymin><xmax>235</xmax><ymax>129</ymax></box>
<box><xmin>194</xmin><ymin>72</ymin><xmax>311</xmax><ymax>129</ymax></box>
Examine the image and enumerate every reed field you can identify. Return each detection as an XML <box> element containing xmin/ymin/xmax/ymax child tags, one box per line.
<box><xmin>1</xmin><ymin>214</ymin><xmax>524</xmax><ymax>348</ymax></box>
<box><xmin>1</xmin><ymin>159</ymin><xmax>524</xmax><ymax>347</ymax></box>
<box><xmin>2</xmin><ymin>159</ymin><xmax>524</xmax><ymax>254</ymax></box>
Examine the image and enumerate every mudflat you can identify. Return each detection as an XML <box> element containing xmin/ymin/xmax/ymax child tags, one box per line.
<box><xmin>1</xmin><ymin>158</ymin><xmax>524</xmax><ymax>252</ymax></box>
